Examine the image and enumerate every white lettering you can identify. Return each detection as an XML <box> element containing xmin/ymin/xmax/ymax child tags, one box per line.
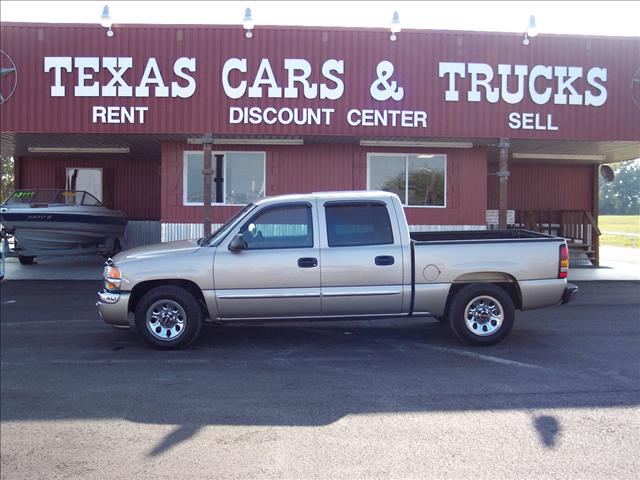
<box><xmin>171</xmin><ymin>57</ymin><xmax>196</xmax><ymax>98</ymax></box>
<box><xmin>74</xmin><ymin>57</ymin><xmax>100</xmax><ymax>97</ymax></box>
<box><xmin>554</xmin><ymin>66</ymin><xmax>583</xmax><ymax>105</ymax></box>
<box><xmin>135</xmin><ymin>58</ymin><xmax>169</xmax><ymax>97</ymax></box>
<box><xmin>320</xmin><ymin>59</ymin><xmax>344</xmax><ymax>99</ymax></box>
<box><xmin>498</xmin><ymin>64</ymin><xmax>528</xmax><ymax>104</ymax></box>
<box><xmin>439</xmin><ymin>62</ymin><xmax>466</xmax><ymax>102</ymax></box>
<box><xmin>248</xmin><ymin>59</ymin><xmax>282</xmax><ymax>98</ymax></box>
<box><xmin>222</xmin><ymin>58</ymin><xmax>247</xmax><ymax>99</ymax></box>
<box><xmin>585</xmin><ymin>67</ymin><xmax>608</xmax><ymax>106</ymax></box>
<box><xmin>467</xmin><ymin>63</ymin><xmax>499</xmax><ymax>103</ymax></box>
<box><xmin>102</xmin><ymin>57</ymin><xmax>133</xmax><ymax>97</ymax></box>
<box><xmin>529</xmin><ymin>65</ymin><xmax>553</xmax><ymax>105</ymax></box>
<box><xmin>44</xmin><ymin>57</ymin><xmax>72</xmax><ymax>96</ymax></box>
<box><xmin>284</xmin><ymin>59</ymin><xmax>317</xmax><ymax>99</ymax></box>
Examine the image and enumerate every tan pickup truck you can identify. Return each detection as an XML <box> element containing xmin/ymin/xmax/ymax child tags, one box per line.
<box><xmin>97</xmin><ymin>191</ymin><xmax>577</xmax><ymax>349</ymax></box>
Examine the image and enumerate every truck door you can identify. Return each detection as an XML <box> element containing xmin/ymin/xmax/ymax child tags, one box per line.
<box><xmin>214</xmin><ymin>201</ymin><xmax>322</xmax><ymax>319</ymax></box>
<box><xmin>319</xmin><ymin>200</ymin><xmax>404</xmax><ymax>315</ymax></box>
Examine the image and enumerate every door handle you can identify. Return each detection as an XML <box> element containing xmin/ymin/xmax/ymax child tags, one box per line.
<box><xmin>375</xmin><ymin>255</ymin><xmax>395</xmax><ymax>266</ymax></box>
<box><xmin>298</xmin><ymin>257</ymin><xmax>318</xmax><ymax>268</ymax></box>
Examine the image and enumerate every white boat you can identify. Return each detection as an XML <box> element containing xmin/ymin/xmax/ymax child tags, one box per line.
<box><xmin>0</xmin><ymin>189</ymin><xmax>128</xmax><ymax>263</ymax></box>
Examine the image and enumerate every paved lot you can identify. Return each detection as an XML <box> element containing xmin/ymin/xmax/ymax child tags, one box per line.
<box><xmin>1</xmin><ymin>280</ymin><xmax>639</xmax><ymax>479</ymax></box>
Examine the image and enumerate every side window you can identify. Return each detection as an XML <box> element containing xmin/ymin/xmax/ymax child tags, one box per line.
<box><xmin>325</xmin><ymin>202</ymin><xmax>394</xmax><ymax>247</ymax></box>
<box><xmin>240</xmin><ymin>204</ymin><xmax>313</xmax><ymax>250</ymax></box>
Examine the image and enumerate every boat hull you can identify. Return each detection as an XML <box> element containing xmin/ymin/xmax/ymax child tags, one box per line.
<box><xmin>1</xmin><ymin>209</ymin><xmax>127</xmax><ymax>253</ymax></box>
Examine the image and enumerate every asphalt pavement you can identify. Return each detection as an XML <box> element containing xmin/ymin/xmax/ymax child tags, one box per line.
<box><xmin>1</xmin><ymin>280</ymin><xmax>639</xmax><ymax>479</ymax></box>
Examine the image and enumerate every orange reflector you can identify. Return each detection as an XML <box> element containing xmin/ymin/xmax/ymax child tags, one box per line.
<box><xmin>106</xmin><ymin>281</ymin><xmax>118</xmax><ymax>290</ymax></box>
<box><xmin>105</xmin><ymin>266</ymin><xmax>121</xmax><ymax>279</ymax></box>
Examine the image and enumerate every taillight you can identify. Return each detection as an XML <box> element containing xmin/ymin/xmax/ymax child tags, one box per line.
<box><xmin>559</xmin><ymin>244</ymin><xmax>569</xmax><ymax>279</ymax></box>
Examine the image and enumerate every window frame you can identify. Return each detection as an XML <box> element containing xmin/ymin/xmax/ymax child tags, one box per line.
<box><xmin>366</xmin><ymin>152</ymin><xmax>447</xmax><ymax>208</ymax></box>
<box><xmin>239</xmin><ymin>202</ymin><xmax>315</xmax><ymax>250</ymax></box>
<box><xmin>182</xmin><ymin>150</ymin><xmax>266</xmax><ymax>206</ymax></box>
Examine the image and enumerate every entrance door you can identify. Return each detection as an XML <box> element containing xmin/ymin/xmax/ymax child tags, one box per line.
<box><xmin>213</xmin><ymin>201</ymin><xmax>322</xmax><ymax>319</ymax></box>
<box><xmin>66</xmin><ymin>168</ymin><xmax>103</xmax><ymax>202</ymax></box>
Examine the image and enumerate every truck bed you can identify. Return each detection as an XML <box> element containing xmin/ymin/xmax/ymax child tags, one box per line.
<box><xmin>410</xmin><ymin>229</ymin><xmax>558</xmax><ymax>243</ymax></box>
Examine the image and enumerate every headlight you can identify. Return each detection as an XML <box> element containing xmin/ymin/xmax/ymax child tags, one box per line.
<box><xmin>104</xmin><ymin>265</ymin><xmax>122</xmax><ymax>291</ymax></box>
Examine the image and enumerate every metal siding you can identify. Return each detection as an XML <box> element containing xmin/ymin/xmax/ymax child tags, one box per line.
<box><xmin>1</xmin><ymin>23</ymin><xmax>638</xmax><ymax>140</ymax></box>
<box><xmin>487</xmin><ymin>163</ymin><xmax>594</xmax><ymax>211</ymax></box>
<box><xmin>161</xmin><ymin>142</ymin><xmax>486</xmax><ymax>226</ymax></box>
<box><xmin>18</xmin><ymin>156</ymin><xmax>161</xmax><ymax>220</ymax></box>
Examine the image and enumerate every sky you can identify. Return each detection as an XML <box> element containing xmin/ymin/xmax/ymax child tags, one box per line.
<box><xmin>1</xmin><ymin>1</ymin><xmax>639</xmax><ymax>37</ymax></box>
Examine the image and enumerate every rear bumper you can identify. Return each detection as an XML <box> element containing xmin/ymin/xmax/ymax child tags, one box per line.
<box><xmin>97</xmin><ymin>290</ymin><xmax>131</xmax><ymax>328</ymax></box>
<box><xmin>562</xmin><ymin>283</ymin><xmax>579</xmax><ymax>304</ymax></box>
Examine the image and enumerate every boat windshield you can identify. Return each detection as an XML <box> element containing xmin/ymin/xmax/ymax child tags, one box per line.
<box><xmin>3</xmin><ymin>190</ymin><xmax>104</xmax><ymax>206</ymax></box>
<box><xmin>198</xmin><ymin>203</ymin><xmax>255</xmax><ymax>247</ymax></box>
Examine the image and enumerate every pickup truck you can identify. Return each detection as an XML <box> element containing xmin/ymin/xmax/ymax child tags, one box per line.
<box><xmin>97</xmin><ymin>191</ymin><xmax>577</xmax><ymax>349</ymax></box>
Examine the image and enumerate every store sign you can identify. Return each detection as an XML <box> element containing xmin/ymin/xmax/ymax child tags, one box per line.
<box><xmin>34</xmin><ymin>53</ymin><xmax>615</xmax><ymax>134</ymax></box>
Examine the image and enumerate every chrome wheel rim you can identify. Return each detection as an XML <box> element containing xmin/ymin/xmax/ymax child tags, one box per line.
<box><xmin>464</xmin><ymin>295</ymin><xmax>504</xmax><ymax>337</ymax></box>
<box><xmin>146</xmin><ymin>299</ymin><xmax>187</xmax><ymax>341</ymax></box>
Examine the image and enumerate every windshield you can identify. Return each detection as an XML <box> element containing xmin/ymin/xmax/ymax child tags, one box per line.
<box><xmin>198</xmin><ymin>203</ymin><xmax>255</xmax><ymax>247</ymax></box>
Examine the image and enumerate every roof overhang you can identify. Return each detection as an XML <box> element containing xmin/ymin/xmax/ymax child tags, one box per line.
<box><xmin>1</xmin><ymin>132</ymin><xmax>638</xmax><ymax>165</ymax></box>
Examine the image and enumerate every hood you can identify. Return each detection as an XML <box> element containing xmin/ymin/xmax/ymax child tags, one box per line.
<box><xmin>113</xmin><ymin>239</ymin><xmax>201</xmax><ymax>262</ymax></box>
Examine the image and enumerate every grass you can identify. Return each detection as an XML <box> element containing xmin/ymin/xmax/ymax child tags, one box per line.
<box><xmin>598</xmin><ymin>215</ymin><xmax>639</xmax><ymax>248</ymax></box>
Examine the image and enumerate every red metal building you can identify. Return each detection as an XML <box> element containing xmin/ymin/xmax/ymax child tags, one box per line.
<box><xmin>1</xmin><ymin>22</ymin><xmax>639</xmax><ymax>264</ymax></box>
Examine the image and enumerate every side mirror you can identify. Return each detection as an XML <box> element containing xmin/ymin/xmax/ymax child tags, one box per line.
<box><xmin>228</xmin><ymin>233</ymin><xmax>247</xmax><ymax>252</ymax></box>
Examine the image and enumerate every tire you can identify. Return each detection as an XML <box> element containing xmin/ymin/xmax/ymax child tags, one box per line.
<box><xmin>18</xmin><ymin>256</ymin><xmax>36</xmax><ymax>265</ymax></box>
<box><xmin>134</xmin><ymin>285</ymin><xmax>203</xmax><ymax>350</ymax></box>
<box><xmin>448</xmin><ymin>283</ymin><xmax>515</xmax><ymax>346</ymax></box>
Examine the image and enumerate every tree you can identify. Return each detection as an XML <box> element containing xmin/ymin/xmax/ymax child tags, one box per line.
<box><xmin>0</xmin><ymin>156</ymin><xmax>15</xmax><ymax>202</ymax></box>
<box><xmin>599</xmin><ymin>158</ymin><xmax>640</xmax><ymax>215</ymax></box>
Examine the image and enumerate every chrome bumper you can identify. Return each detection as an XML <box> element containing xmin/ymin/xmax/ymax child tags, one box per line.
<box><xmin>97</xmin><ymin>290</ymin><xmax>131</xmax><ymax>328</ymax></box>
<box><xmin>561</xmin><ymin>283</ymin><xmax>578</xmax><ymax>304</ymax></box>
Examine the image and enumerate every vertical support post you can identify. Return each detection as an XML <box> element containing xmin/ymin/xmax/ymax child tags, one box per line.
<box><xmin>214</xmin><ymin>154</ymin><xmax>224</xmax><ymax>204</ymax></box>
<box><xmin>201</xmin><ymin>134</ymin><xmax>214</xmax><ymax>236</ymax></box>
<box><xmin>592</xmin><ymin>163</ymin><xmax>600</xmax><ymax>267</ymax></box>
<box><xmin>497</xmin><ymin>138</ymin><xmax>511</xmax><ymax>229</ymax></box>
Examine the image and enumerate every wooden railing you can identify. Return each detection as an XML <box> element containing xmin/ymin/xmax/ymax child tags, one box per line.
<box><xmin>512</xmin><ymin>210</ymin><xmax>600</xmax><ymax>266</ymax></box>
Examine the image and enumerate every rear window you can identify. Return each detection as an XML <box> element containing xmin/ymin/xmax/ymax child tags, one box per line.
<box><xmin>325</xmin><ymin>202</ymin><xmax>394</xmax><ymax>247</ymax></box>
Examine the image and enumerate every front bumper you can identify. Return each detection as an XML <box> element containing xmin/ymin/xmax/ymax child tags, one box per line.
<box><xmin>561</xmin><ymin>283</ymin><xmax>578</xmax><ymax>304</ymax></box>
<box><xmin>97</xmin><ymin>290</ymin><xmax>131</xmax><ymax>328</ymax></box>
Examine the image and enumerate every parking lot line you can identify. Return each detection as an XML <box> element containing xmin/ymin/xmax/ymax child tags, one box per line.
<box><xmin>424</xmin><ymin>344</ymin><xmax>551</xmax><ymax>371</ymax></box>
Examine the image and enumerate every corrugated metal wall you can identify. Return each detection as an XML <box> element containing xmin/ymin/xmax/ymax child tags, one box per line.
<box><xmin>17</xmin><ymin>156</ymin><xmax>161</xmax><ymax>220</ymax></box>
<box><xmin>486</xmin><ymin>163</ymin><xmax>594</xmax><ymax>211</ymax></box>
<box><xmin>2</xmin><ymin>23</ymin><xmax>638</xmax><ymax>141</ymax></box>
<box><xmin>161</xmin><ymin>142</ymin><xmax>487</xmax><ymax>226</ymax></box>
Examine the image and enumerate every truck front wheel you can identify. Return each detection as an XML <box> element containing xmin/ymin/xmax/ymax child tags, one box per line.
<box><xmin>134</xmin><ymin>285</ymin><xmax>203</xmax><ymax>350</ymax></box>
<box><xmin>449</xmin><ymin>284</ymin><xmax>514</xmax><ymax>346</ymax></box>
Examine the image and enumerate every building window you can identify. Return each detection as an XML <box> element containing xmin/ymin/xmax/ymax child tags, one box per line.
<box><xmin>367</xmin><ymin>153</ymin><xmax>446</xmax><ymax>207</ymax></box>
<box><xmin>183</xmin><ymin>151</ymin><xmax>265</xmax><ymax>205</ymax></box>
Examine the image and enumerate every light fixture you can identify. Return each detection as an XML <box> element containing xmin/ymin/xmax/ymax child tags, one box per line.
<box><xmin>390</xmin><ymin>11</ymin><xmax>401</xmax><ymax>42</ymax></box>
<box><xmin>100</xmin><ymin>5</ymin><xmax>114</xmax><ymax>38</ymax></box>
<box><xmin>187</xmin><ymin>138</ymin><xmax>303</xmax><ymax>145</ymax></box>
<box><xmin>512</xmin><ymin>153</ymin><xmax>606</xmax><ymax>161</ymax></box>
<box><xmin>522</xmin><ymin>15</ymin><xmax>538</xmax><ymax>46</ymax></box>
<box><xmin>28</xmin><ymin>147</ymin><xmax>130</xmax><ymax>153</ymax></box>
<box><xmin>360</xmin><ymin>140</ymin><xmax>473</xmax><ymax>149</ymax></box>
<box><xmin>243</xmin><ymin>7</ymin><xmax>254</xmax><ymax>38</ymax></box>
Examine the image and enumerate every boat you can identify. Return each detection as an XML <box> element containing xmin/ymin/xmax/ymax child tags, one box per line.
<box><xmin>0</xmin><ymin>189</ymin><xmax>128</xmax><ymax>263</ymax></box>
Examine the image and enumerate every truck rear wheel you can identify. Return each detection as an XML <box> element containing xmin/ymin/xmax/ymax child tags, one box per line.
<box><xmin>448</xmin><ymin>283</ymin><xmax>514</xmax><ymax>346</ymax></box>
<box><xmin>134</xmin><ymin>285</ymin><xmax>203</xmax><ymax>350</ymax></box>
